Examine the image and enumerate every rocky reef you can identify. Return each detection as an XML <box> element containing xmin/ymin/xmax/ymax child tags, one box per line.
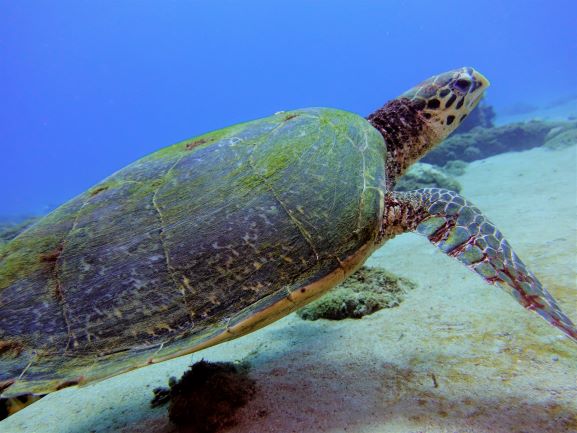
<box><xmin>423</xmin><ymin>119</ymin><xmax>577</xmax><ymax>166</ymax></box>
<box><xmin>457</xmin><ymin>100</ymin><xmax>495</xmax><ymax>133</ymax></box>
<box><xmin>394</xmin><ymin>101</ymin><xmax>576</xmax><ymax>189</ymax></box>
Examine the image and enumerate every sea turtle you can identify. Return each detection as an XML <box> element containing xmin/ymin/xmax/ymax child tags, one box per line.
<box><xmin>1</xmin><ymin>67</ymin><xmax>576</xmax><ymax>419</ymax></box>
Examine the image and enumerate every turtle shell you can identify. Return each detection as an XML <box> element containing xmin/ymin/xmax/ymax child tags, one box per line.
<box><xmin>0</xmin><ymin>108</ymin><xmax>387</xmax><ymax>396</ymax></box>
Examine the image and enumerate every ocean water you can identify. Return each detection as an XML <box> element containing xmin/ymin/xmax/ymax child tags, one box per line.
<box><xmin>1</xmin><ymin>0</ymin><xmax>576</xmax><ymax>217</ymax></box>
<box><xmin>1</xmin><ymin>2</ymin><xmax>577</xmax><ymax>433</ymax></box>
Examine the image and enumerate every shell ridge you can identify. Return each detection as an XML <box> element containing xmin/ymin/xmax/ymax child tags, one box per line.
<box><xmin>54</xmin><ymin>195</ymin><xmax>93</xmax><ymax>354</ymax></box>
<box><xmin>285</xmin><ymin>118</ymin><xmax>338</xmax><ymax>234</ymax></box>
<box><xmin>54</xmin><ymin>179</ymin><xmax>150</xmax><ymax>354</ymax></box>
<box><xmin>321</xmin><ymin>117</ymin><xmax>347</xmax><ymax>218</ymax></box>
<box><xmin>246</xmin><ymin>118</ymin><xmax>321</xmax><ymax>261</ymax></box>
<box><xmin>354</xmin><ymin>132</ymin><xmax>369</xmax><ymax>234</ymax></box>
<box><xmin>150</xmin><ymin>154</ymin><xmax>195</xmax><ymax>328</ymax></box>
<box><xmin>327</xmin><ymin>115</ymin><xmax>374</xmax><ymax>236</ymax></box>
<box><xmin>328</xmin><ymin>131</ymin><xmax>340</xmax><ymax>214</ymax></box>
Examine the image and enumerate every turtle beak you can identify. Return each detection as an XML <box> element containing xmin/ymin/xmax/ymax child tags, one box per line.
<box><xmin>474</xmin><ymin>71</ymin><xmax>491</xmax><ymax>89</ymax></box>
<box><xmin>468</xmin><ymin>70</ymin><xmax>490</xmax><ymax>109</ymax></box>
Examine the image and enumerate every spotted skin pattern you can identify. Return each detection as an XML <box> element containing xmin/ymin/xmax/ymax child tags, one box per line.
<box><xmin>368</xmin><ymin>67</ymin><xmax>488</xmax><ymax>188</ymax></box>
<box><xmin>389</xmin><ymin>188</ymin><xmax>577</xmax><ymax>343</ymax></box>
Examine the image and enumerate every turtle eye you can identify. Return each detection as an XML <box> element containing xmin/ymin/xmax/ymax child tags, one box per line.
<box><xmin>454</xmin><ymin>78</ymin><xmax>472</xmax><ymax>93</ymax></box>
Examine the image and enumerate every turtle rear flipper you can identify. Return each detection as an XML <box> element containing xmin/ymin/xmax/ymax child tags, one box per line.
<box><xmin>385</xmin><ymin>188</ymin><xmax>577</xmax><ymax>343</ymax></box>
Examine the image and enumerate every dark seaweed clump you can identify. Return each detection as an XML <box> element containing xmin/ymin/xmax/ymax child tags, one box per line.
<box><xmin>151</xmin><ymin>360</ymin><xmax>256</xmax><ymax>432</ymax></box>
<box><xmin>298</xmin><ymin>266</ymin><xmax>416</xmax><ymax>321</ymax></box>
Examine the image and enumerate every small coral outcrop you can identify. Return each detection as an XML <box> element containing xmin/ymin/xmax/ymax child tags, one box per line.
<box><xmin>297</xmin><ymin>266</ymin><xmax>416</xmax><ymax>321</ymax></box>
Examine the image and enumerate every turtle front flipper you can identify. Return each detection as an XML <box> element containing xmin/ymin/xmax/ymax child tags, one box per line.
<box><xmin>383</xmin><ymin>188</ymin><xmax>577</xmax><ymax>343</ymax></box>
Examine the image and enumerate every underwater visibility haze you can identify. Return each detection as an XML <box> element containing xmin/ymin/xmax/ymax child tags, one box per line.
<box><xmin>1</xmin><ymin>0</ymin><xmax>576</xmax><ymax>217</ymax></box>
<box><xmin>1</xmin><ymin>1</ymin><xmax>577</xmax><ymax>433</ymax></box>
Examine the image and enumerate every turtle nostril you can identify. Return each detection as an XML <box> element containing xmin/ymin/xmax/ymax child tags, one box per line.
<box><xmin>454</xmin><ymin>78</ymin><xmax>472</xmax><ymax>93</ymax></box>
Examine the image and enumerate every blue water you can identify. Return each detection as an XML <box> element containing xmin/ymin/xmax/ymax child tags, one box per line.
<box><xmin>1</xmin><ymin>0</ymin><xmax>576</xmax><ymax>217</ymax></box>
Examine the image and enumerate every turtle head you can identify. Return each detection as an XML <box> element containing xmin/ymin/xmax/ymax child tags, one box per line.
<box><xmin>367</xmin><ymin>67</ymin><xmax>489</xmax><ymax>186</ymax></box>
<box><xmin>401</xmin><ymin>67</ymin><xmax>490</xmax><ymax>142</ymax></box>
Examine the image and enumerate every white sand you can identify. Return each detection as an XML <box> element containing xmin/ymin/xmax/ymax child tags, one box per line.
<box><xmin>2</xmin><ymin>144</ymin><xmax>576</xmax><ymax>433</ymax></box>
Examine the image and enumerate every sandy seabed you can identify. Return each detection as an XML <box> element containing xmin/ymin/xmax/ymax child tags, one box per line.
<box><xmin>2</xmin><ymin>143</ymin><xmax>576</xmax><ymax>433</ymax></box>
